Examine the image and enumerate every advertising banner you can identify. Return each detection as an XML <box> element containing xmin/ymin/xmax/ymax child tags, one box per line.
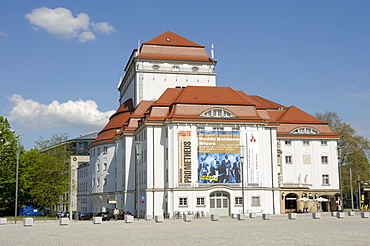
<box><xmin>178</xmin><ymin>130</ymin><xmax>192</xmax><ymax>184</ymax></box>
<box><xmin>198</xmin><ymin>131</ymin><xmax>241</xmax><ymax>183</ymax></box>
<box><xmin>247</xmin><ymin>133</ymin><xmax>260</xmax><ymax>183</ymax></box>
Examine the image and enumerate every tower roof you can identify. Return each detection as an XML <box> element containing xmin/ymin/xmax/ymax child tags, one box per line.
<box><xmin>144</xmin><ymin>31</ymin><xmax>204</xmax><ymax>47</ymax></box>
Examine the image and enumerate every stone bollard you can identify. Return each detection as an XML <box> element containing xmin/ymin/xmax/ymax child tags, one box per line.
<box><xmin>125</xmin><ymin>215</ymin><xmax>134</xmax><ymax>223</ymax></box>
<box><xmin>262</xmin><ymin>213</ymin><xmax>270</xmax><ymax>220</ymax></box>
<box><xmin>59</xmin><ymin>218</ymin><xmax>69</xmax><ymax>226</ymax></box>
<box><xmin>93</xmin><ymin>216</ymin><xmax>102</xmax><ymax>224</ymax></box>
<box><xmin>249</xmin><ymin>213</ymin><xmax>256</xmax><ymax>219</ymax></box>
<box><xmin>288</xmin><ymin>213</ymin><xmax>297</xmax><ymax>220</ymax></box>
<box><xmin>0</xmin><ymin>218</ymin><xmax>7</xmax><ymax>225</ymax></box>
<box><xmin>231</xmin><ymin>213</ymin><xmax>238</xmax><ymax>219</ymax></box>
<box><xmin>331</xmin><ymin>211</ymin><xmax>337</xmax><ymax>217</ymax></box>
<box><xmin>145</xmin><ymin>215</ymin><xmax>152</xmax><ymax>221</ymax></box>
<box><xmin>361</xmin><ymin>212</ymin><xmax>369</xmax><ymax>218</ymax></box>
<box><xmin>312</xmin><ymin>213</ymin><xmax>321</xmax><ymax>219</ymax></box>
<box><xmin>337</xmin><ymin>212</ymin><xmax>345</xmax><ymax>218</ymax></box>
<box><xmin>348</xmin><ymin>211</ymin><xmax>355</xmax><ymax>216</ymax></box>
<box><xmin>23</xmin><ymin>218</ymin><xmax>34</xmax><ymax>227</ymax></box>
<box><xmin>155</xmin><ymin>215</ymin><xmax>163</xmax><ymax>223</ymax></box>
<box><xmin>238</xmin><ymin>214</ymin><xmax>246</xmax><ymax>220</ymax></box>
<box><xmin>211</xmin><ymin>214</ymin><xmax>219</xmax><ymax>221</ymax></box>
<box><xmin>183</xmin><ymin>214</ymin><xmax>192</xmax><ymax>222</ymax></box>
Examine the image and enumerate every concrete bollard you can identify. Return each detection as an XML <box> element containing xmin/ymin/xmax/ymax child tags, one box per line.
<box><xmin>0</xmin><ymin>218</ymin><xmax>7</xmax><ymax>225</ymax></box>
<box><xmin>93</xmin><ymin>216</ymin><xmax>102</xmax><ymax>224</ymax></box>
<box><xmin>183</xmin><ymin>214</ymin><xmax>192</xmax><ymax>222</ymax></box>
<box><xmin>312</xmin><ymin>213</ymin><xmax>321</xmax><ymax>219</ymax></box>
<box><xmin>23</xmin><ymin>218</ymin><xmax>34</xmax><ymax>227</ymax></box>
<box><xmin>59</xmin><ymin>218</ymin><xmax>69</xmax><ymax>225</ymax></box>
<box><xmin>348</xmin><ymin>211</ymin><xmax>355</xmax><ymax>216</ymax></box>
<box><xmin>361</xmin><ymin>212</ymin><xmax>369</xmax><ymax>218</ymax></box>
<box><xmin>238</xmin><ymin>213</ymin><xmax>246</xmax><ymax>220</ymax></box>
<box><xmin>211</xmin><ymin>214</ymin><xmax>219</xmax><ymax>221</ymax></box>
<box><xmin>288</xmin><ymin>213</ymin><xmax>297</xmax><ymax>220</ymax></box>
<box><xmin>262</xmin><ymin>213</ymin><xmax>270</xmax><ymax>220</ymax></box>
<box><xmin>145</xmin><ymin>215</ymin><xmax>152</xmax><ymax>221</ymax></box>
<box><xmin>125</xmin><ymin>215</ymin><xmax>134</xmax><ymax>223</ymax></box>
<box><xmin>231</xmin><ymin>213</ymin><xmax>238</xmax><ymax>219</ymax></box>
<box><xmin>337</xmin><ymin>212</ymin><xmax>345</xmax><ymax>218</ymax></box>
<box><xmin>331</xmin><ymin>211</ymin><xmax>337</xmax><ymax>217</ymax></box>
<box><xmin>249</xmin><ymin>213</ymin><xmax>256</xmax><ymax>219</ymax></box>
<box><xmin>155</xmin><ymin>215</ymin><xmax>163</xmax><ymax>223</ymax></box>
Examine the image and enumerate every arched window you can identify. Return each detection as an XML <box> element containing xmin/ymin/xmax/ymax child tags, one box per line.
<box><xmin>290</xmin><ymin>127</ymin><xmax>321</xmax><ymax>134</ymax></box>
<box><xmin>199</xmin><ymin>108</ymin><xmax>236</xmax><ymax>118</ymax></box>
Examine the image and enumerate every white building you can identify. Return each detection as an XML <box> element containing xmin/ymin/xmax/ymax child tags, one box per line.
<box><xmin>81</xmin><ymin>31</ymin><xmax>340</xmax><ymax>217</ymax></box>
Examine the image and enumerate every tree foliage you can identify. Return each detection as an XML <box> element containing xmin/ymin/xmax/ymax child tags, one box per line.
<box><xmin>315</xmin><ymin>111</ymin><xmax>370</xmax><ymax>199</ymax></box>
<box><xmin>0</xmin><ymin>116</ymin><xmax>22</xmax><ymax>214</ymax></box>
<box><xmin>0</xmin><ymin>120</ymin><xmax>72</xmax><ymax>215</ymax></box>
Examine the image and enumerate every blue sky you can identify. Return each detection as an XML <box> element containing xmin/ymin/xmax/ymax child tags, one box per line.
<box><xmin>1</xmin><ymin>1</ymin><xmax>369</xmax><ymax>150</ymax></box>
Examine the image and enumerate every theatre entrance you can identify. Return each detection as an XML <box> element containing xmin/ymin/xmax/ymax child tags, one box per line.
<box><xmin>209</xmin><ymin>192</ymin><xmax>229</xmax><ymax>216</ymax></box>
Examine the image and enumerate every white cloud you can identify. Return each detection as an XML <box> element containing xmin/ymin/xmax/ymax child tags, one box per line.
<box><xmin>91</xmin><ymin>22</ymin><xmax>115</xmax><ymax>34</ymax></box>
<box><xmin>0</xmin><ymin>31</ymin><xmax>9</xmax><ymax>37</ymax></box>
<box><xmin>7</xmin><ymin>94</ymin><xmax>115</xmax><ymax>132</ymax></box>
<box><xmin>343</xmin><ymin>89</ymin><xmax>370</xmax><ymax>103</ymax></box>
<box><xmin>24</xmin><ymin>7</ymin><xmax>115</xmax><ymax>42</ymax></box>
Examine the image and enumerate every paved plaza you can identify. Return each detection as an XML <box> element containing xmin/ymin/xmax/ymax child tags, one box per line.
<box><xmin>0</xmin><ymin>212</ymin><xmax>369</xmax><ymax>245</ymax></box>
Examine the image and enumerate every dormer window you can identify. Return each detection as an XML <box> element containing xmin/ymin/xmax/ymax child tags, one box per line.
<box><xmin>172</xmin><ymin>66</ymin><xmax>180</xmax><ymax>71</ymax></box>
<box><xmin>152</xmin><ymin>65</ymin><xmax>159</xmax><ymax>70</ymax></box>
<box><xmin>192</xmin><ymin>67</ymin><xmax>199</xmax><ymax>72</ymax></box>
<box><xmin>291</xmin><ymin>127</ymin><xmax>320</xmax><ymax>135</ymax></box>
<box><xmin>199</xmin><ymin>108</ymin><xmax>236</xmax><ymax>118</ymax></box>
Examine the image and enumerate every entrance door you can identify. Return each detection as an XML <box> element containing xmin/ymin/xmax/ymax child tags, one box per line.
<box><xmin>209</xmin><ymin>192</ymin><xmax>229</xmax><ymax>216</ymax></box>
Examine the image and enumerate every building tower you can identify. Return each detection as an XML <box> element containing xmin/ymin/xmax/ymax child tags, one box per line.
<box><xmin>118</xmin><ymin>31</ymin><xmax>217</xmax><ymax>107</ymax></box>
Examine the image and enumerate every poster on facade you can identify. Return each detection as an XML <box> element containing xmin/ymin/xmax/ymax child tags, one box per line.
<box><xmin>198</xmin><ymin>131</ymin><xmax>241</xmax><ymax>183</ymax></box>
<box><xmin>247</xmin><ymin>132</ymin><xmax>260</xmax><ymax>183</ymax></box>
<box><xmin>178</xmin><ymin>130</ymin><xmax>192</xmax><ymax>184</ymax></box>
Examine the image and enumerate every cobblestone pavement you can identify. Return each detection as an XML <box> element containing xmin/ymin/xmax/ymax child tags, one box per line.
<box><xmin>0</xmin><ymin>212</ymin><xmax>369</xmax><ymax>245</ymax></box>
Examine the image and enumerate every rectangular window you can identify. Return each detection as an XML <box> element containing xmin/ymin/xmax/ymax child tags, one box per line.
<box><xmin>251</xmin><ymin>197</ymin><xmax>260</xmax><ymax>206</ymax></box>
<box><xmin>285</xmin><ymin>140</ymin><xmax>291</xmax><ymax>145</ymax></box>
<box><xmin>321</xmin><ymin>156</ymin><xmax>328</xmax><ymax>164</ymax></box>
<box><xmin>197</xmin><ymin>197</ymin><xmax>205</xmax><ymax>206</ymax></box>
<box><xmin>103</xmin><ymin>146</ymin><xmax>107</xmax><ymax>154</ymax></box>
<box><xmin>322</xmin><ymin>175</ymin><xmax>329</xmax><ymax>185</ymax></box>
<box><xmin>321</xmin><ymin>140</ymin><xmax>327</xmax><ymax>146</ymax></box>
<box><xmin>97</xmin><ymin>147</ymin><xmax>100</xmax><ymax>155</ymax></box>
<box><xmin>97</xmin><ymin>164</ymin><xmax>100</xmax><ymax>172</ymax></box>
<box><xmin>303</xmin><ymin>140</ymin><xmax>310</xmax><ymax>146</ymax></box>
<box><xmin>285</xmin><ymin>156</ymin><xmax>292</xmax><ymax>164</ymax></box>
<box><xmin>235</xmin><ymin>197</ymin><xmax>243</xmax><ymax>205</ymax></box>
<box><xmin>179</xmin><ymin>197</ymin><xmax>188</xmax><ymax>206</ymax></box>
<box><xmin>103</xmin><ymin>163</ymin><xmax>107</xmax><ymax>171</ymax></box>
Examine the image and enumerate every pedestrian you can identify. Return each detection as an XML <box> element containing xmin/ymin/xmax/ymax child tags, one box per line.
<box><xmin>113</xmin><ymin>208</ymin><xmax>119</xmax><ymax>221</ymax></box>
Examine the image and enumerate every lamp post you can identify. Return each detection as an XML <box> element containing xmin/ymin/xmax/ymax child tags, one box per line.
<box><xmin>337</xmin><ymin>147</ymin><xmax>343</xmax><ymax>207</ymax></box>
<box><xmin>14</xmin><ymin>135</ymin><xmax>21</xmax><ymax>224</ymax></box>
<box><xmin>357</xmin><ymin>176</ymin><xmax>361</xmax><ymax>210</ymax></box>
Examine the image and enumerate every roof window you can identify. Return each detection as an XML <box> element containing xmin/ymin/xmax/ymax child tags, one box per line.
<box><xmin>199</xmin><ymin>108</ymin><xmax>235</xmax><ymax>118</ymax></box>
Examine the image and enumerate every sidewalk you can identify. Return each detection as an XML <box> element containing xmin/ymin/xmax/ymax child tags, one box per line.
<box><xmin>0</xmin><ymin>213</ymin><xmax>369</xmax><ymax>245</ymax></box>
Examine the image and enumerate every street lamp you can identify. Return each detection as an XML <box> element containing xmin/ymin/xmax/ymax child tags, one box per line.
<box><xmin>14</xmin><ymin>134</ymin><xmax>21</xmax><ymax>224</ymax></box>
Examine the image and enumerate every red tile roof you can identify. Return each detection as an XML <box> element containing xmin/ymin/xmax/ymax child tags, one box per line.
<box><xmin>137</xmin><ymin>31</ymin><xmax>215</xmax><ymax>62</ymax></box>
<box><xmin>144</xmin><ymin>31</ymin><xmax>204</xmax><ymax>47</ymax></box>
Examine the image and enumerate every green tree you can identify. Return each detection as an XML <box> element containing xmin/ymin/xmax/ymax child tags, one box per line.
<box><xmin>0</xmin><ymin>116</ymin><xmax>24</xmax><ymax>215</ymax></box>
<box><xmin>315</xmin><ymin>111</ymin><xmax>370</xmax><ymax>201</ymax></box>
<box><xmin>23</xmin><ymin>133</ymin><xmax>72</xmax><ymax>211</ymax></box>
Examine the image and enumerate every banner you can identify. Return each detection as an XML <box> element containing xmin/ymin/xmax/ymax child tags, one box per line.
<box><xmin>247</xmin><ymin>133</ymin><xmax>260</xmax><ymax>183</ymax></box>
<box><xmin>198</xmin><ymin>131</ymin><xmax>240</xmax><ymax>183</ymax></box>
<box><xmin>178</xmin><ymin>130</ymin><xmax>192</xmax><ymax>184</ymax></box>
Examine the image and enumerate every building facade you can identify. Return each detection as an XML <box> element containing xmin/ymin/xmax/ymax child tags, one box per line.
<box><xmin>84</xmin><ymin>31</ymin><xmax>340</xmax><ymax>217</ymax></box>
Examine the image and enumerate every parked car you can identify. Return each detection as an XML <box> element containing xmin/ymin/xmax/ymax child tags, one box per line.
<box><xmin>109</xmin><ymin>209</ymin><xmax>133</xmax><ymax>220</ymax></box>
<box><xmin>96</xmin><ymin>212</ymin><xmax>111</xmax><ymax>221</ymax></box>
<box><xmin>78</xmin><ymin>212</ymin><xmax>93</xmax><ymax>220</ymax></box>
<box><xmin>56</xmin><ymin>211</ymin><xmax>70</xmax><ymax>218</ymax></box>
